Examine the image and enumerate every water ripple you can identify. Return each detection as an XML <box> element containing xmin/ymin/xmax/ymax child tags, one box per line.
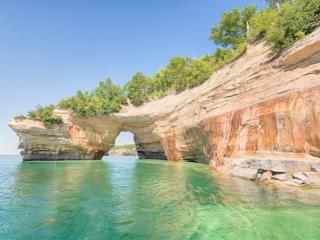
<box><xmin>0</xmin><ymin>156</ymin><xmax>320</xmax><ymax>239</ymax></box>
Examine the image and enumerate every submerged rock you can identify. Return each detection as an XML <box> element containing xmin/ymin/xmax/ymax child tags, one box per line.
<box><xmin>257</xmin><ymin>171</ymin><xmax>272</xmax><ymax>181</ymax></box>
<box><xmin>272</xmin><ymin>173</ymin><xmax>292</xmax><ymax>182</ymax></box>
<box><xmin>305</xmin><ymin>173</ymin><xmax>320</xmax><ymax>187</ymax></box>
<box><xmin>292</xmin><ymin>172</ymin><xmax>308</xmax><ymax>182</ymax></box>
<box><xmin>229</xmin><ymin>167</ymin><xmax>259</xmax><ymax>180</ymax></box>
<box><xmin>289</xmin><ymin>178</ymin><xmax>305</xmax><ymax>185</ymax></box>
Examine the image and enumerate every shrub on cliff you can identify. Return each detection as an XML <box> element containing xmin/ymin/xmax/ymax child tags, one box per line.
<box><xmin>269</xmin><ymin>0</ymin><xmax>320</xmax><ymax>53</ymax></box>
<box><xmin>265</xmin><ymin>0</ymin><xmax>290</xmax><ymax>8</ymax></box>
<box><xmin>28</xmin><ymin>0</ymin><xmax>320</xmax><ymax>113</ymax></box>
<box><xmin>184</xmin><ymin>57</ymin><xmax>213</xmax><ymax>88</ymax></box>
<box><xmin>125</xmin><ymin>44</ymin><xmax>248</xmax><ymax>106</ymax></box>
<box><xmin>58</xmin><ymin>78</ymin><xmax>126</xmax><ymax>117</ymax></box>
<box><xmin>248</xmin><ymin>7</ymin><xmax>280</xmax><ymax>40</ymax></box>
<box><xmin>210</xmin><ymin>1</ymin><xmax>320</xmax><ymax>54</ymax></box>
<box><xmin>125</xmin><ymin>57</ymin><xmax>190</xmax><ymax>105</ymax></box>
<box><xmin>27</xmin><ymin>105</ymin><xmax>63</xmax><ymax>127</ymax></box>
<box><xmin>94</xmin><ymin>79</ymin><xmax>127</xmax><ymax>114</ymax></box>
<box><xmin>126</xmin><ymin>56</ymin><xmax>215</xmax><ymax>105</ymax></box>
<box><xmin>59</xmin><ymin>91</ymin><xmax>97</xmax><ymax>117</ymax></box>
<box><xmin>251</xmin><ymin>0</ymin><xmax>320</xmax><ymax>53</ymax></box>
<box><xmin>126</xmin><ymin>1</ymin><xmax>320</xmax><ymax>106</ymax></box>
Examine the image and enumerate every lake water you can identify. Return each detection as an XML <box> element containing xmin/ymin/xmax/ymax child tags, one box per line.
<box><xmin>0</xmin><ymin>155</ymin><xmax>320</xmax><ymax>240</ymax></box>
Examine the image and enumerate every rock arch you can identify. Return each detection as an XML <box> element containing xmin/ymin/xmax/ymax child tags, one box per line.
<box><xmin>9</xmin><ymin>28</ymin><xmax>320</xmax><ymax>166</ymax></box>
<box><xmin>111</xmin><ymin>129</ymin><xmax>166</xmax><ymax>159</ymax></box>
<box><xmin>10</xmin><ymin>112</ymin><xmax>168</xmax><ymax>161</ymax></box>
<box><xmin>9</xmin><ymin>29</ymin><xmax>320</xmax><ymax>186</ymax></box>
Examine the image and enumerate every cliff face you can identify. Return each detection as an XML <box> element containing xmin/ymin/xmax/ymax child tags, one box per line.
<box><xmin>9</xmin><ymin>28</ymin><xmax>320</xmax><ymax>186</ymax></box>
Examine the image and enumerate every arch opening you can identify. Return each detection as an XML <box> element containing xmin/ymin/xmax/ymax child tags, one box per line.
<box><xmin>107</xmin><ymin>131</ymin><xmax>137</xmax><ymax>157</ymax></box>
<box><xmin>106</xmin><ymin>129</ymin><xmax>168</xmax><ymax>160</ymax></box>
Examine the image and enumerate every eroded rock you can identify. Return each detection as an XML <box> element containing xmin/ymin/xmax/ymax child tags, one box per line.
<box><xmin>289</xmin><ymin>178</ymin><xmax>305</xmax><ymax>185</ymax></box>
<box><xmin>257</xmin><ymin>170</ymin><xmax>272</xmax><ymax>181</ymax></box>
<box><xmin>292</xmin><ymin>172</ymin><xmax>308</xmax><ymax>182</ymax></box>
<box><xmin>229</xmin><ymin>167</ymin><xmax>259</xmax><ymax>180</ymax></box>
<box><xmin>304</xmin><ymin>172</ymin><xmax>320</xmax><ymax>187</ymax></box>
<box><xmin>272</xmin><ymin>173</ymin><xmax>292</xmax><ymax>181</ymax></box>
<box><xmin>9</xmin><ymin>27</ymin><xmax>320</xmax><ymax>187</ymax></box>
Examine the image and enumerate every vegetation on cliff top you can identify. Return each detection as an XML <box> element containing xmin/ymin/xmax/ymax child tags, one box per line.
<box><xmin>27</xmin><ymin>105</ymin><xmax>63</xmax><ymax>127</ymax></box>
<box><xmin>126</xmin><ymin>0</ymin><xmax>320</xmax><ymax>106</ymax></box>
<box><xmin>249</xmin><ymin>0</ymin><xmax>320</xmax><ymax>53</ymax></box>
<box><xmin>58</xmin><ymin>79</ymin><xmax>127</xmax><ymax>117</ymax></box>
<box><xmin>27</xmin><ymin>0</ymin><xmax>320</xmax><ymax>124</ymax></box>
<box><xmin>28</xmin><ymin>79</ymin><xmax>126</xmax><ymax>125</ymax></box>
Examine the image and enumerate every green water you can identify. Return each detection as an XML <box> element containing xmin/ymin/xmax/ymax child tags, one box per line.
<box><xmin>0</xmin><ymin>156</ymin><xmax>320</xmax><ymax>240</ymax></box>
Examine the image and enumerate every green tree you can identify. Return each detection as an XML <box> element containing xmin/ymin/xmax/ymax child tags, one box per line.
<box><xmin>241</xmin><ymin>6</ymin><xmax>257</xmax><ymax>37</ymax></box>
<box><xmin>167</xmin><ymin>57</ymin><xmax>191</xmax><ymax>92</ymax></box>
<box><xmin>265</xmin><ymin>0</ymin><xmax>292</xmax><ymax>8</ymax></box>
<box><xmin>214</xmin><ymin>48</ymin><xmax>234</xmax><ymax>64</ymax></box>
<box><xmin>210</xmin><ymin>8</ymin><xmax>243</xmax><ymax>48</ymax></box>
<box><xmin>210</xmin><ymin>6</ymin><xmax>256</xmax><ymax>49</ymax></box>
<box><xmin>94</xmin><ymin>78</ymin><xmax>127</xmax><ymax>114</ymax></box>
<box><xmin>58</xmin><ymin>78</ymin><xmax>126</xmax><ymax>116</ymax></box>
<box><xmin>249</xmin><ymin>7</ymin><xmax>280</xmax><ymax>39</ymax></box>
<box><xmin>185</xmin><ymin>58</ymin><xmax>212</xmax><ymax>88</ymax></box>
<box><xmin>125</xmin><ymin>72</ymin><xmax>149</xmax><ymax>106</ymax></box>
<box><xmin>152</xmin><ymin>69</ymin><xmax>167</xmax><ymax>94</ymax></box>
<box><xmin>29</xmin><ymin>0</ymin><xmax>320</xmax><ymax>115</ymax></box>
<box><xmin>59</xmin><ymin>90</ymin><xmax>97</xmax><ymax>117</ymax></box>
<box><xmin>266</xmin><ymin>0</ymin><xmax>320</xmax><ymax>53</ymax></box>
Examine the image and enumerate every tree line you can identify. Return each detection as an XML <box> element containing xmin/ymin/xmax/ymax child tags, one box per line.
<box><xmin>28</xmin><ymin>0</ymin><xmax>320</xmax><ymax>125</ymax></box>
<box><xmin>125</xmin><ymin>0</ymin><xmax>320</xmax><ymax>106</ymax></box>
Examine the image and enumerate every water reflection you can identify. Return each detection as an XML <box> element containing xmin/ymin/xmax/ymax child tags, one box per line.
<box><xmin>0</xmin><ymin>156</ymin><xmax>320</xmax><ymax>240</ymax></box>
<box><xmin>126</xmin><ymin>160</ymin><xmax>199</xmax><ymax>239</ymax></box>
<box><xmin>4</xmin><ymin>160</ymin><xmax>117</xmax><ymax>239</ymax></box>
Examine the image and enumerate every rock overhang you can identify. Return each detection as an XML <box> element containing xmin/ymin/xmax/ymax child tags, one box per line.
<box><xmin>9</xmin><ymin>27</ymin><xmax>320</xmax><ymax>186</ymax></box>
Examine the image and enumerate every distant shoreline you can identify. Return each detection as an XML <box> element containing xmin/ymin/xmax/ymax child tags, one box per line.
<box><xmin>107</xmin><ymin>144</ymin><xmax>137</xmax><ymax>156</ymax></box>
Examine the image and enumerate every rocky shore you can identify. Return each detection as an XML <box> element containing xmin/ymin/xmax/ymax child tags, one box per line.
<box><xmin>9</xmin><ymin>27</ymin><xmax>320</xmax><ymax>187</ymax></box>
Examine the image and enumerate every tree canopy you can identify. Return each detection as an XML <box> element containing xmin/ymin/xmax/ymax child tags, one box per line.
<box><xmin>58</xmin><ymin>78</ymin><xmax>126</xmax><ymax>117</ymax></box>
<box><xmin>125</xmin><ymin>72</ymin><xmax>150</xmax><ymax>106</ymax></box>
<box><xmin>209</xmin><ymin>6</ymin><xmax>256</xmax><ymax>49</ymax></box>
<box><xmin>265</xmin><ymin>0</ymin><xmax>291</xmax><ymax>8</ymax></box>
<box><xmin>28</xmin><ymin>0</ymin><xmax>320</xmax><ymax>123</ymax></box>
<box><xmin>252</xmin><ymin>0</ymin><xmax>320</xmax><ymax>53</ymax></box>
<box><xmin>27</xmin><ymin>105</ymin><xmax>63</xmax><ymax>127</ymax></box>
<box><xmin>28</xmin><ymin>79</ymin><xmax>126</xmax><ymax>125</ymax></box>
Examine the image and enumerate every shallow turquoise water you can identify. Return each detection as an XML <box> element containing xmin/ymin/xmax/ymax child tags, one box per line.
<box><xmin>0</xmin><ymin>156</ymin><xmax>320</xmax><ymax>240</ymax></box>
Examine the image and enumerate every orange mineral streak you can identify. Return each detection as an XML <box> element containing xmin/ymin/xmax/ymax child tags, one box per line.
<box><xmin>68</xmin><ymin>126</ymin><xmax>78</xmax><ymax>138</ymax></box>
<box><xmin>9</xmin><ymin>27</ymin><xmax>320</xmax><ymax>167</ymax></box>
<box><xmin>162</xmin><ymin>131</ymin><xmax>181</xmax><ymax>161</ymax></box>
<box><xmin>199</xmin><ymin>86</ymin><xmax>320</xmax><ymax>166</ymax></box>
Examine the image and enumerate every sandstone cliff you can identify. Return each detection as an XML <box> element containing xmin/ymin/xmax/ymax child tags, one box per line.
<box><xmin>9</xmin><ymin>28</ymin><xmax>320</xmax><ymax>187</ymax></box>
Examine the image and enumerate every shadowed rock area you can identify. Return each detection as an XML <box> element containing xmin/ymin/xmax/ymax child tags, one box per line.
<box><xmin>9</xmin><ymin>28</ymin><xmax>320</xmax><ymax>187</ymax></box>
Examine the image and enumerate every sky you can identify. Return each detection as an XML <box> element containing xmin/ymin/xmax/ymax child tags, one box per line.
<box><xmin>0</xmin><ymin>0</ymin><xmax>267</xmax><ymax>155</ymax></box>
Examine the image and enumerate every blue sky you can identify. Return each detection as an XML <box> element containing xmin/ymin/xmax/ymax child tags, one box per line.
<box><xmin>0</xmin><ymin>0</ymin><xmax>266</xmax><ymax>155</ymax></box>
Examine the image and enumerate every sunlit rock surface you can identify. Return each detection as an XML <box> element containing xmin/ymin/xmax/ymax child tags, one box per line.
<box><xmin>9</xmin><ymin>28</ymin><xmax>320</xmax><ymax>186</ymax></box>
